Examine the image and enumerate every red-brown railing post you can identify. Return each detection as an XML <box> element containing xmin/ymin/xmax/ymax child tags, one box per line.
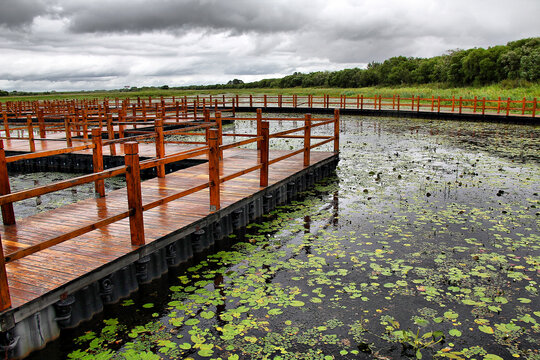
<box><xmin>250</xmin><ymin>94</ymin><xmax>253</xmax><ymax>107</ymax></box>
<box><xmin>532</xmin><ymin>98</ymin><xmax>537</xmax><ymax>118</ymax></box>
<box><xmin>522</xmin><ymin>97</ymin><xmax>526</xmax><ymax>115</ymax></box>
<box><xmin>326</xmin><ymin>95</ymin><xmax>330</xmax><ymax>109</ymax></box>
<box><xmin>482</xmin><ymin>97</ymin><xmax>486</xmax><ymax>115</ymax></box>
<box><xmin>2</xmin><ymin>112</ymin><xmax>9</xmax><ymax>139</ymax></box>
<box><xmin>260</xmin><ymin>121</ymin><xmax>269</xmax><ymax>187</ymax></box>
<box><xmin>92</xmin><ymin>128</ymin><xmax>105</xmax><ymax>197</ymax></box>
<box><xmin>155</xmin><ymin>117</ymin><xmax>165</xmax><ymax>178</ymax></box>
<box><xmin>106</xmin><ymin>113</ymin><xmax>116</xmax><ymax>156</ymax></box>
<box><xmin>411</xmin><ymin>95</ymin><xmax>415</xmax><ymax>111</ymax></box>
<box><xmin>142</xmin><ymin>101</ymin><xmax>147</xmax><ymax>120</ymax></box>
<box><xmin>124</xmin><ymin>142</ymin><xmax>145</xmax><ymax>246</ymax></box>
<box><xmin>0</xmin><ymin>234</ymin><xmax>11</xmax><ymax>311</ymax></box>
<box><xmin>452</xmin><ymin>96</ymin><xmax>456</xmax><ymax>112</ymax></box>
<box><xmin>334</xmin><ymin>109</ymin><xmax>340</xmax><ymax>153</ymax></box>
<box><xmin>215</xmin><ymin>111</ymin><xmax>223</xmax><ymax>159</ymax></box>
<box><xmin>72</xmin><ymin>109</ymin><xmax>80</xmax><ymax>137</ymax></box>
<box><xmin>278</xmin><ymin>94</ymin><xmax>282</xmax><ymax>108</ymax></box>
<box><xmin>378</xmin><ymin>95</ymin><xmax>382</xmax><ymax>110</ymax></box>
<box><xmin>264</xmin><ymin>94</ymin><xmax>267</xmax><ymax>108</ymax></box>
<box><xmin>204</xmin><ymin>109</ymin><xmax>211</xmax><ymax>143</ymax></box>
<box><xmin>506</xmin><ymin>98</ymin><xmax>511</xmax><ymax>117</ymax></box>
<box><xmin>38</xmin><ymin>108</ymin><xmax>46</xmax><ymax>138</ymax></box>
<box><xmin>473</xmin><ymin>96</ymin><xmax>477</xmax><ymax>113</ymax></box>
<box><xmin>497</xmin><ymin>97</ymin><xmax>501</xmax><ymax>114</ymax></box>
<box><xmin>360</xmin><ymin>94</ymin><xmax>364</xmax><ymax>110</ymax></box>
<box><xmin>437</xmin><ymin>96</ymin><xmax>441</xmax><ymax>113</ymax></box>
<box><xmin>416</xmin><ymin>96</ymin><xmax>421</xmax><ymax>112</ymax></box>
<box><xmin>82</xmin><ymin>110</ymin><xmax>89</xmax><ymax>140</ymax></box>
<box><xmin>118</xmin><ymin>109</ymin><xmax>125</xmax><ymax>139</ymax></box>
<box><xmin>304</xmin><ymin>113</ymin><xmax>311</xmax><ymax>167</ymax></box>
<box><xmin>0</xmin><ymin>140</ymin><xmax>15</xmax><ymax>225</ymax></box>
<box><xmin>65</xmin><ymin>116</ymin><xmax>73</xmax><ymax>147</ymax></box>
<box><xmin>208</xmin><ymin>128</ymin><xmax>220</xmax><ymax>212</ymax></box>
<box><xmin>27</xmin><ymin>115</ymin><xmax>36</xmax><ymax>152</ymax></box>
<box><xmin>459</xmin><ymin>97</ymin><xmax>463</xmax><ymax>114</ymax></box>
<box><xmin>256</xmin><ymin>108</ymin><xmax>262</xmax><ymax>152</ymax></box>
<box><xmin>397</xmin><ymin>95</ymin><xmax>401</xmax><ymax>111</ymax></box>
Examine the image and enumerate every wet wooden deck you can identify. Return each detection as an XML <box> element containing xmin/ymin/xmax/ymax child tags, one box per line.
<box><xmin>1</xmin><ymin>148</ymin><xmax>336</xmax><ymax>310</ymax></box>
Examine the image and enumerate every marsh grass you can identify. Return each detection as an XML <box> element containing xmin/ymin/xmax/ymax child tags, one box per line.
<box><xmin>1</xmin><ymin>83</ymin><xmax>538</xmax><ymax>102</ymax></box>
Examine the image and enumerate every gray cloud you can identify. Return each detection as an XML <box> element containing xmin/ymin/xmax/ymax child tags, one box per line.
<box><xmin>60</xmin><ymin>0</ymin><xmax>310</xmax><ymax>34</ymax></box>
<box><xmin>0</xmin><ymin>0</ymin><xmax>50</xmax><ymax>28</ymax></box>
<box><xmin>0</xmin><ymin>68</ymin><xmax>128</xmax><ymax>82</ymax></box>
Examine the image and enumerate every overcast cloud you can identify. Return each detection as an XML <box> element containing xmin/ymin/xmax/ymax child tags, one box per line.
<box><xmin>0</xmin><ymin>0</ymin><xmax>538</xmax><ymax>91</ymax></box>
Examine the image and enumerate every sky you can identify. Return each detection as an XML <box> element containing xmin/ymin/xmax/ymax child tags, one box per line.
<box><xmin>0</xmin><ymin>0</ymin><xmax>538</xmax><ymax>92</ymax></box>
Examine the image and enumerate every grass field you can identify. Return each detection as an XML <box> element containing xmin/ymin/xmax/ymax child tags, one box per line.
<box><xmin>1</xmin><ymin>83</ymin><xmax>538</xmax><ymax>102</ymax></box>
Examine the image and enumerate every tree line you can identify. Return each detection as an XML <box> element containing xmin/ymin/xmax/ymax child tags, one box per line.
<box><xmin>199</xmin><ymin>37</ymin><xmax>539</xmax><ymax>90</ymax></box>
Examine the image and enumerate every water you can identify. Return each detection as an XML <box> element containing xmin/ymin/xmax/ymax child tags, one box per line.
<box><xmin>29</xmin><ymin>115</ymin><xmax>539</xmax><ymax>360</ymax></box>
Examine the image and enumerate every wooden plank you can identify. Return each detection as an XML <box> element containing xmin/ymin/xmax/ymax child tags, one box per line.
<box><xmin>5</xmin><ymin>211</ymin><xmax>130</xmax><ymax>263</ymax></box>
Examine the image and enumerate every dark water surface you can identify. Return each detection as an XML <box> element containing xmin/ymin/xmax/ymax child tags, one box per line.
<box><xmin>9</xmin><ymin>173</ymin><xmax>126</xmax><ymax>219</ymax></box>
<box><xmin>28</xmin><ymin>116</ymin><xmax>539</xmax><ymax>360</ymax></box>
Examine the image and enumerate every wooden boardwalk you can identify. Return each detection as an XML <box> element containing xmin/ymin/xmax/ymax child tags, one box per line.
<box><xmin>0</xmin><ymin>107</ymin><xmax>339</xmax><ymax>358</ymax></box>
<box><xmin>1</xmin><ymin>148</ymin><xmax>335</xmax><ymax>310</ymax></box>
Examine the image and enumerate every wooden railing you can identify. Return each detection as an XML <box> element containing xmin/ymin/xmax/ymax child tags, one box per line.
<box><xmin>0</xmin><ymin>109</ymin><xmax>340</xmax><ymax>311</ymax></box>
<box><xmin>1</xmin><ymin>94</ymin><xmax>537</xmax><ymax>133</ymax></box>
<box><xmin>215</xmin><ymin>94</ymin><xmax>537</xmax><ymax>118</ymax></box>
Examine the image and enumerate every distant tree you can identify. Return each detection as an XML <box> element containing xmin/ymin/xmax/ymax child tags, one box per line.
<box><xmin>301</xmin><ymin>71</ymin><xmax>330</xmax><ymax>87</ymax></box>
<box><xmin>227</xmin><ymin>79</ymin><xmax>244</xmax><ymax>85</ymax></box>
<box><xmin>0</xmin><ymin>89</ymin><xmax>8</xmax><ymax>96</ymax></box>
<box><xmin>520</xmin><ymin>48</ymin><xmax>540</xmax><ymax>81</ymax></box>
<box><xmin>446</xmin><ymin>49</ymin><xmax>469</xmax><ymax>86</ymax></box>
